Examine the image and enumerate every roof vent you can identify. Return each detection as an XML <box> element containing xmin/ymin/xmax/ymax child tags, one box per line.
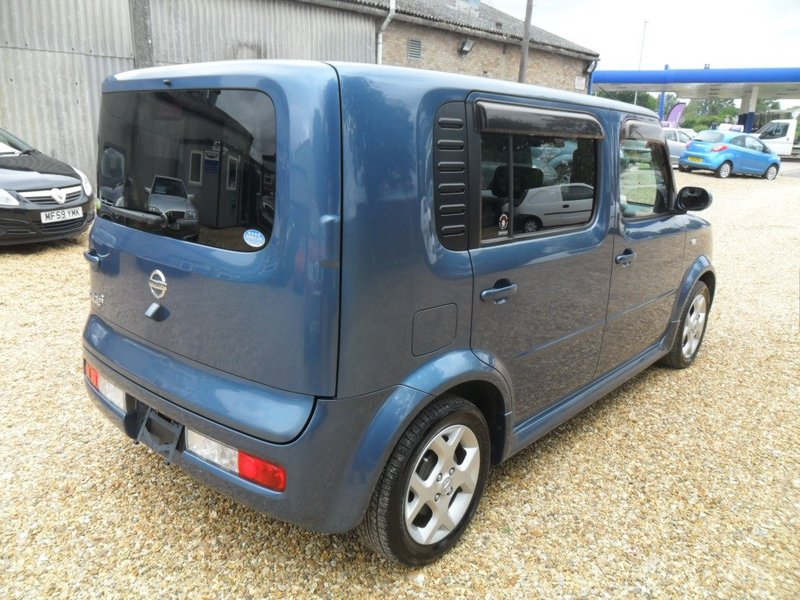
<box><xmin>408</xmin><ymin>39</ymin><xmax>422</xmax><ymax>60</ymax></box>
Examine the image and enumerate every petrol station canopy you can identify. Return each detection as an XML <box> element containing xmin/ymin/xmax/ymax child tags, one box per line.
<box><xmin>591</xmin><ymin>67</ymin><xmax>800</xmax><ymax>101</ymax></box>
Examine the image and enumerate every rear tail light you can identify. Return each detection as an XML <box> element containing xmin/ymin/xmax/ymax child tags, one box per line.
<box><xmin>185</xmin><ymin>429</ymin><xmax>287</xmax><ymax>492</ymax></box>
<box><xmin>85</xmin><ymin>361</ymin><xmax>100</xmax><ymax>388</ymax></box>
<box><xmin>84</xmin><ymin>360</ymin><xmax>126</xmax><ymax>411</ymax></box>
<box><xmin>711</xmin><ymin>144</ymin><xmax>728</xmax><ymax>152</ymax></box>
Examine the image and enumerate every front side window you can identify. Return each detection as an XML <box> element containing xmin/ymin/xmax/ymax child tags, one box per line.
<box><xmin>476</xmin><ymin>103</ymin><xmax>601</xmax><ymax>243</ymax></box>
<box><xmin>758</xmin><ymin>122</ymin><xmax>788</xmax><ymax>139</ymax></box>
<box><xmin>745</xmin><ymin>136</ymin><xmax>766</xmax><ymax>152</ymax></box>
<box><xmin>620</xmin><ymin>121</ymin><xmax>672</xmax><ymax>219</ymax></box>
<box><xmin>97</xmin><ymin>89</ymin><xmax>277</xmax><ymax>251</ymax></box>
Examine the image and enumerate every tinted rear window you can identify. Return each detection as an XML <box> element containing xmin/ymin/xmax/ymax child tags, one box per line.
<box><xmin>695</xmin><ymin>131</ymin><xmax>724</xmax><ymax>143</ymax></box>
<box><xmin>97</xmin><ymin>89</ymin><xmax>276</xmax><ymax>251</ymax></box>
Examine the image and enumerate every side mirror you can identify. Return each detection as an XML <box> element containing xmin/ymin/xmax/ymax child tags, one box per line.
<box><xmin>187</xmin><ymin>194</ymin><xmax>195</xmax><ymax>202</ymax></box>
<box><xmin>675</xmin><ymin>186</ymin><xmax>712</xmax><ymax>212</ymax></box>
<box><xmin>144</xmin><ymin>186</ymin><xmax>151</xmax><ymax>195</ymax></box>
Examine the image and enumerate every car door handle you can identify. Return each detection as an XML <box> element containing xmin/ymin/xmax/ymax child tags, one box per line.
<box><xmin>83</xmin><ymin>249</ymin><xmax>102</xmax><ymax>267</ymax></box>
<box><xmin>480</xmin><ymin>281</ymin><xmax>518</xmax><ymax>304</ymax></box>
<box><xmin>615</xmin><ymin>248</ymin><xmax>636</xmax><ymax>266</ymax></box>
<box><xmin>562</xmin><ymin>203</ymin><xmax>570</xmax><ymax>208</ymax></box>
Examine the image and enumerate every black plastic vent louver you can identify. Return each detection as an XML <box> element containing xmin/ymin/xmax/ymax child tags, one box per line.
<box><xmin>433</xmin><ymin>102</ymin><xmax>469</xmax><ymax>251</ymax></box>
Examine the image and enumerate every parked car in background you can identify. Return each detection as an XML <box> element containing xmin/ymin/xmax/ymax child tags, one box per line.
<box><xmin>755</xmin><ymin>118</ymin><xmax>800</xmax><ymax>158</ymax></box>
<box><xmin>144</xmin><ymin>176</ymin><xmax>199</xmax><ymax>241</ymax></box>
<box><xmin>664</xmin><ymin>127</ymin><xmax>694</xmax><ymax>166</ymax></box>
<box><xmin>0</xmin><ymin>127</ymin><xmax>95</xmax><ymax>245</ymax></box>
<box><xmin>678</xmin><ymin>130</ymin><xmax>781</xmax><ymax>179</ymax></box>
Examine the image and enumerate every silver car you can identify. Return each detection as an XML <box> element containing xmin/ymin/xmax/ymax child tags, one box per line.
<box><xmin>664</xmin><ymin>128</ymin><xmax>695</xmax><ymax>166</ymax></box>
<box><xmin>145</xmin><ymin>176</ymin><xmax>199</xmax><ymax>241</ymax></box>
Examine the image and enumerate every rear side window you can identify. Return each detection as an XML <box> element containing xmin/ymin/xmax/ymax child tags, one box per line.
<box><xmin>474</xmin><ymin>102</ymin><xmax>603</xmax><ymax>243</ymax></box>
<box><xmin>97</xmin><ymin>90</ymin><xmax>276</xmax><ymax>252</ymax></box>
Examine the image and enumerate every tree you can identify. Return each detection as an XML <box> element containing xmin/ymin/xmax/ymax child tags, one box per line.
<box><xmin>681</xmin><ymin>98</ymin><xmax>739</xmax><ymax>131</ymax></box>
<box><xmin>756</xmin><ymin>98</ymin><xmax>780</xmax><ymax>112</ymax></box>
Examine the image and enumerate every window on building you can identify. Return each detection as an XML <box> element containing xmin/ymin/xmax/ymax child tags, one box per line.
<box><xmin>189</xmin><ymin>150</ymin><xmax>202</xmax><ymax>185</ymax></box>
<box><xmin>408</xmin><ymin>39</ymin><xmax>422</xmax><ymax>60</ymax></box>
<box><xmin>619</xmin><ymin>121</ymin><xmax>672</xmax><ymax>219</ymax></box>
<box><xmin>226</xmin><ymin>155</ymin><xmax>239</xmax><ymax>191</ymax></box>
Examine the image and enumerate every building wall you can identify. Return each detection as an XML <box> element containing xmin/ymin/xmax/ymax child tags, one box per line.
<box><xmin>0</xmin><ymin>0</ymin><xmax>135</xmax><ymax>181</ymax></box>
<box><xmin>150</xmin><ymin>0</ymin><xmax>375</xmax><ymax>65</ymax></box>
<box><xmin>382</xmin><ymin>20</ymin><xmax>589</xmax><ymax>93</ymax></box>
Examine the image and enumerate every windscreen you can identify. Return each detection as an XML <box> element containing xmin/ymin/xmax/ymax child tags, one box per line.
<box><xmin>97</xmin><ymin>89</ymin><xmax>276</xmax><ymax>251</ymax></box>
<box><xmin>695</xmin><ymin>131</ymin><xmax>724</xmax><ymax>143</ymax></box>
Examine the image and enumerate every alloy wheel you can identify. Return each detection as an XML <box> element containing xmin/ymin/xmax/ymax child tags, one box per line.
<box><xmin>404</xmin><ymin>423</ymin><xmax>481</xmax><ymax>545</ymax></box>
<box><xmin>681</xmin><ymin>293</ymin><xmax>707</xmax><ymax>360</ymax></box>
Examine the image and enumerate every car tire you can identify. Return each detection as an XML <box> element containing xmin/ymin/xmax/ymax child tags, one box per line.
<box><xmin>678</xmin><ymin>164</ymin><xmax>692</xmax><ymax>173</ymax></box>
<box><xmin>763</xmin><ymin>164</ymin><xmax>779</xmax><ymax>180</ymax></box>
<box><xmin>358</xmin><ymin>395</ymin><xmax>490</xmax><ymax>566</ymax></box>
<box><xmin>715</xmin><ymin>161</ymin><xmax>732</xmax><ymax>179</ymax></box>
<box><xmin>523</xmin><ymin>217</ymin><xmax>541</xmax><ymax>233</ymax></box>
<box><xmin>660</xmin><ymin>280</ymin><xmax>710</xmax><ymax>369</ymax></box>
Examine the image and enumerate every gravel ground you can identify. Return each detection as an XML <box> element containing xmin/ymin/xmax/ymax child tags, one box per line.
<box><xmin>1</xmin><ymin>168</ymin><xmax>798</xmax><ymax>598</ymax></box>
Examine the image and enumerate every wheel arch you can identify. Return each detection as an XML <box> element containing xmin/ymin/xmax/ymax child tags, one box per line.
<box><xmin>441</xmin><ymin>380</ymin><xmax>508</xmax><ymax>464</ymax></box>
<box><xmin>672</xmin><ymin>255</ymin><xmax>715</xmax><ymax>323</ymax></box>
<box><xmin>345</xmin><ymin>350</ymin><xmax>513</xmax><ymax>528</ymax></box>
<box><xmin>698</xmin><ymin>269</ymin><xmax>716</xmax><ymax>307</ymax></box>
<box><xmin>351</xmin><ymin>349</ymin><xmax>512</xmax><ymax>483</ymax></box>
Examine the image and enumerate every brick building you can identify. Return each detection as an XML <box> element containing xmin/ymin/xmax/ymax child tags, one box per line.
<box><xmin>350</xmin><ymin>0</ymin><xmax>599</xmax><ymax>93</ymax></box>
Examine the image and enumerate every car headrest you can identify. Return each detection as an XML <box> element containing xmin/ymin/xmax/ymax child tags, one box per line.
<box><xmin>491</xmin><ymin>165</ymin><xmax>544</xmax><ymax>200</ymax></box>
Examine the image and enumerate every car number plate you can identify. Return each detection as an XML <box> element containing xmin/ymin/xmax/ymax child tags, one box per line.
<box><xmin>688</xmin><ymin>157</ymin><xmax>703</xmax><ymax>163</ymax></box>
<box><xmin>41</xmin><ymin>207</ymin><xmax>83</xmax><ymax>223</ymax></box>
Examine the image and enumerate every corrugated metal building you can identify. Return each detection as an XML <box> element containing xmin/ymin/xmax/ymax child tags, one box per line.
<box><xmin>0</xmin><ymin>0</ymin><xmax>597</xmax><ymax>183</ymax></box>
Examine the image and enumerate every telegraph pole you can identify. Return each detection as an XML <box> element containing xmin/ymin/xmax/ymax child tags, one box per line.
<box><xmin>518</xmin><ymin>0</ymin><xmax>534</xmax><ymax>83</ymax></box>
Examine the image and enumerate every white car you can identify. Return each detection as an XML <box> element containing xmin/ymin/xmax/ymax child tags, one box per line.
<box><xmin>514</xmin><ymin>183</ymin><xmax>594</xmax><ymax>233</ymax></box>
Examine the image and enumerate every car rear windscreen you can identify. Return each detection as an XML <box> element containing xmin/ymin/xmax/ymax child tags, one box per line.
<box><xmin>695</xmin><ymin>131</ymin><xmax>724</xmax><ymax>143</ymax></box>
<box><xmin>97</xmin><ymin>89</ymin><xmax>276</xmax><ymax>251</ymax></box>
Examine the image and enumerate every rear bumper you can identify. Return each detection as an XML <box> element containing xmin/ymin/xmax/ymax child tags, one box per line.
<box><xmin>678</xmin><ymin>154</ymin><xmax>722</xmax><ymax>171</ymax></box>
<box><xmin>83</xmin><ymin>335</ymin><xmax>405</xmax><ymax>533</ymax></box>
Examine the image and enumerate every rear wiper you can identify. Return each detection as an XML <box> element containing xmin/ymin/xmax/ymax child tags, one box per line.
<box><xmin>99</xmin><ymin>204</ymin><xmax>167</xmax><ymax>228</ymax></box>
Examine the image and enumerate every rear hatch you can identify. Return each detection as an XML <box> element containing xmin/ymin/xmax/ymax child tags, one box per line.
<box><xmin>88</xmin><ymin>63</ymin><xmax>342</xmax><ymax>398</ymax></box>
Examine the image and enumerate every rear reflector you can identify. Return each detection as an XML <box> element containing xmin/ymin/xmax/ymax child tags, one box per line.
<box><xmin>84</xmin><ymin>360</ymin><xmax>126</xmax><ymax>411</ymax></box>
<box><xmin>238</xmin><ymin>451</ymin><xmax>287</xmax><ymax>492</ymax></box>
<box><xmin>185</xmin><ymin>429</ymin><xmax>286</xmax><ymax>492</ymax></box>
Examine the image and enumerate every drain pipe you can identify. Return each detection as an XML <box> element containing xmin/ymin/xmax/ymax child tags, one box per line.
<box><xmin>376</xmin><ymin>0</ymin><xmax>396</xmax><ymax>65</ymax></box>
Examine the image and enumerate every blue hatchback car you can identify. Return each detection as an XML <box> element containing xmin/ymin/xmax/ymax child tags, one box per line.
<box><xmin>83</xmin><ymin>61</ymin><xmax>715</xmax><ymax>565</ymax></box>
<box><xmin>678</xmin><ymin>129</ymin><xmax>781</xmax><ymax>179</ymax></box>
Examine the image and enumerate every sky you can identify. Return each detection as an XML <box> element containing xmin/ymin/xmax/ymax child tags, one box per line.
<box><xmin>484</xmin><ymin>0</ymin><xmax>800</xmax><ymax>105</ymax></box>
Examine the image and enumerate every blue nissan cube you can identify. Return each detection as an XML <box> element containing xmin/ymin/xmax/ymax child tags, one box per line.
<box><xmin>83</xmin><ymin>61</ymin><xmax>714</xmax><ymax>565</ymax></box>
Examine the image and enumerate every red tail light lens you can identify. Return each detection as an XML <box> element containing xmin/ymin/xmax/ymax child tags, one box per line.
<box><xmin>711</xmin><ymin>144</ymin><xmax>728</xmax><ymax>152</ymax></box>
<box><xmin>84</xmin><ymin>361</ymin><xmax>100</xmax><ymax>388</ymax></box>
<box><xmin>238</xmin><ymin>451</ymin><xmax>287</xmax><ymax>492</ymax></box>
